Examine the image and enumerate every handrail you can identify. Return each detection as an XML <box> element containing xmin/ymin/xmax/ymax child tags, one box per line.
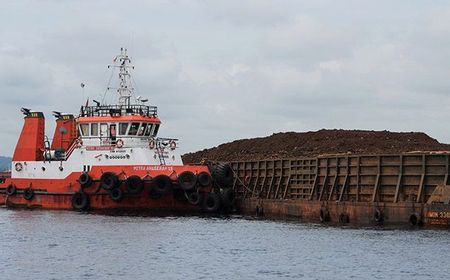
<box><xmin>80</xmin><ymin>104</ymin><xmax>157</xmax><ymax>117</ymax></box>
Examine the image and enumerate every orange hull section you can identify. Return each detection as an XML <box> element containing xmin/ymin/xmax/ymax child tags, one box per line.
<box><xmin>0</xmin><ymin>165</ymin><xmax>212</xmax><ymax>212</ymax></box>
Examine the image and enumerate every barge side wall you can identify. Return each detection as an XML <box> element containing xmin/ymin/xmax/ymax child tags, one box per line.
<box><xmin>231</xmin><ymin>153</ymin><xmax>450</xmax><ymax>226</ymax></box>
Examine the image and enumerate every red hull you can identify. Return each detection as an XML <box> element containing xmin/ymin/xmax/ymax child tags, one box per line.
<box><xmin>0</xmin><ymin>165</ymin><xmax>214</xmax><ymax>212</ymax></box>
<box><xmin>0</xmin><ymin>191</ymin><xmax>201</xmax><ymax>212</ymax></box>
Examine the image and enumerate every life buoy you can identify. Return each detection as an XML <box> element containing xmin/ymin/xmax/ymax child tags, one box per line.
<box><xmin>149</xmin><ymin>139</ymin><xmax>156</xmax><ymax>149</ymax></box>
<box><xmin>75</xmin><ymin>139</ymin><xmax>83</xmax><ymax>148</ymax></box>
<box><xmin>15</xmin><ymin>163</ymin><xmax>23</xmax><ymax>172</ymax></box>
<box><xmin>116</xmin><ymin>139</ymin><xmax>124</xmax><ymax>148</ymax></box>
<box><xmin>169</xmin><ymin>140</ymin><xmax>176</xmax><ymax>150</ymax></box>
<box><xmin>6</xmin><ymin>184</ymin><xmax>17</xmax><ymax>196</ymax></box>
<box><xmin>23</xmin><ymin>187</ymin><xmax>34</xmax><ymax>201</ymax></box>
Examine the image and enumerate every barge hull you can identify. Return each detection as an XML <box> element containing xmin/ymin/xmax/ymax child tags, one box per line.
<box><xmin>231</xmin><ymin>153</ymin><xmax>450</xmax><ymax>227</ymax></box>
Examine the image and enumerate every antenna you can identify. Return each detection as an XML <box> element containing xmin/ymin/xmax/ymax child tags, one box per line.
<box><xmin>106</xmin><ymin>48</ymin><xmax>135</xmax><ymax>106</ymax></box>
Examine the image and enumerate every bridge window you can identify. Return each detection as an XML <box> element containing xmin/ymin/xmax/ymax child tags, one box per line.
<box><xmin>153</xmin><ymin>124</ymin><xmax>160</xmax><ymax>137</ymax></box>
<box><xmin>100</xmin><ymin>123</ymin><xmax>108</xmax><ymax>138</ymax></box>
<box><xmin>119</xmin><ymin>123</ymin><xmax>129</xmax><ymax>135</ymax></box>
<box><xmin>128</xmin><ymin>122</ymin><xmax>140</xmax><ymax>136</ymax></box>
<box><xmin>138</xmin><ymin>123</ymin><xmax>148</xmax><ymax>136</ymax></box>
<box><xmin>91</xmin><ymin>123</ymin><xmax>99</xmax><ymax>136</ymax></box>
<box><xmin>79</xmin><ymin>124</ymin><xmax>89</xmax><ymax>136</ymax></box>
<box><xmin>145</xmin><ymin>124</ymin><xmax>153</xmax><ymax>136</ymax></box>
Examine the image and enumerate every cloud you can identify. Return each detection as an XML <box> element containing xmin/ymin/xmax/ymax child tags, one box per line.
<box><xmin>1</xmin><ymin>0</ymin><xmax>450</xmax><ymax>157</ymax></box>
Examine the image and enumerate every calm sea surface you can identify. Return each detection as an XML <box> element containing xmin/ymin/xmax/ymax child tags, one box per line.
<box><xmin>0</xmin><ymin>209</ymin><xmax>449</xmax><ymax>280</ymax></box>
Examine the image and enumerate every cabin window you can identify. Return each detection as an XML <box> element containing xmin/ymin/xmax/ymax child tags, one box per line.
<box><xmin>153</xmin><ymin>124</ymin><xmax>160</xmax><ymax>137</ymax></box>
<box><xmin>80</xmin><ymin>124</ymin><xmax>89</xmax><ymax>136</ymax></box>
<box><xmin>138</xmin><ymin>123</ymin><xmax>148</xmax><ymax>136</ymax></box>
<box><xmin>91</xmin><ymin>123</ymin><xmax>99</xmax><ymax>136</ymax></box>
<box><xmin>100</xmin><ymin>123</ymin><xmax>108</xmax><ymax>138</ymax></box>
<box><xmin>128</xmin><ymin>122</ymin><xmax>140</xmax><ymax>136</ymax></box>
<box><xmin>145</xmin><ymin>124</ymin><xmax>153</xmax><ymax>136</ymax></box>
<box><xmin>119</xmin><ymin>123</ymin><xmax>129</xmax><ymax>135</ymax></box>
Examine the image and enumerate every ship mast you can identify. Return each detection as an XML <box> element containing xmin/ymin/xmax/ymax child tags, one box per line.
<box><xmin>108</xmin><ymin>48</ymin><xmax>135</xmax><ymax>106</ymax></box>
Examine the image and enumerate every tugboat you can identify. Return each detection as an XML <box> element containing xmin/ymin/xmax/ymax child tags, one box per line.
<box><xmin>0</xmin><ymin>48</ymin><xmax>234</xmax><ymax>213</ymax></box>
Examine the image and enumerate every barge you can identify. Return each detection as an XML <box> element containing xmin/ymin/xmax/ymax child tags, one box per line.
<box><xmin>231</xmin><ymin>153</ymin><xmax>450</xmax><ymax>227</ymax></box>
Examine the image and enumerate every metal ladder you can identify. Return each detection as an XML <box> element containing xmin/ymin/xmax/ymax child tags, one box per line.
<box><xmin>156</xmin><ymin>142</ymin><xmax>166</xmax><ymax>166</ymax></box>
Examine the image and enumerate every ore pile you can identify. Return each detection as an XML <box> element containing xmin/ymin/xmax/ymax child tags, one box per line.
<box><xmin>182</xmin><ymin>129</ymin><xmax>450</xmax><ymax>164</ymax></box>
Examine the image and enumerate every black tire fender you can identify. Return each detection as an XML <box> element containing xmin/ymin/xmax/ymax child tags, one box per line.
<box><xmin>374</xmin><ymin>209</ymin><xmax>384</xmax><ymax>223</ymax></box>
<box><xmin>202</xmin><ymin>192</ymin><xmax>221</xmax><ymax>213</ymax></box>
<box><xmin>185</xmin><ymin>191</ymin><xmax>202</xmax><ymax>206</ymax></box>
<box><xmin>100</xmin><ymin>172</ymin><xmax>120</xmax><ymax>190</ymax></box>
<box><xmin>6</xmin><ymin>184</ymin><xmax>17</xmax><ymax>196</ymax></box>
<box><xmin>197</xmin><ymin>172</ymin><xmax>212</xmax><ymax>188</ymax></box>
<box><xmin>213</xmin><ymin>163</ymin><xmax>234</xmax><ymax>188</ymax></box>
<box><xmin>79</xmin><ymin>172</ymin><xmax>93</xmax><ymax>188</ymax></box>
<box><xmin>72</xmin><ymin>192</ymin><xmax>89</xmax><ymax>211</ymax></box>
<box><xmin>125</xmin><ymin>175</ymin><xmax>144</xmax><ymax>194</ymax></box>
<box><xmin>152</xmin><ymin>175</ymin><xmax>172</xmax><ymax>195</ymax></box>
<box><xmin>409</xmin><ymin>213</ymin><xmax>421</xmax><ymax>226</ymax></box>
<box><xmin>109</xmin><ymin>188</ymin><xmax>124</xmax><ymax>202</ymax></box>
<box><xmin>222</xmin><ymin>188</ymin><xmax>236</xmax><ymax>208</ymax></box>
<box><xmin>339</xmin><ymin>213</ymin><xmax>349</xmax><ymax>224</ymax></box>
<box><xmin>320</xmin><ymin>208</ymin><xmax>330</xmax><ymax>223</ymax></box>
<box><xmin>23</xmin><ymin>187</ymin><xmax>34</xmax><ymax>201</ymax></box>
<box><xmin>177</xmin><ymin>171</ymin><xmax>197</xmax><ymax>191</ymax></box>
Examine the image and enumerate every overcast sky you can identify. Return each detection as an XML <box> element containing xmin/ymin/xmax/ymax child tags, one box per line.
<box><xmin>1</xmin><ymin>0</ymin><xmax>450</xmax><ymax>156</ymax></box>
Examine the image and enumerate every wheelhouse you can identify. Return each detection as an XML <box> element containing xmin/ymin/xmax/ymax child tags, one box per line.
<box><xmin>77</xmin><ymin>105</ymin><xmax>162</xmax><ymax>147</ymax></box>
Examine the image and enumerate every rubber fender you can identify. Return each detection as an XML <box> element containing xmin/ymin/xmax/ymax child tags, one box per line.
<box><xmin>109</xmin><ymin>188</ymin><xmax>124</xmax><ymax>202</ymax></box>
<box><xmin>339</xmin><ymin>213</ymin><xmax>350</xmax><ymax>224</ymax></box>
<box><xmin>177</xmin><ymin>171</ymin><xmax>197</xmax><ymax>191</ymax></box>
<box><xmin>125</xmin><ymin>175</ymin><xmax>144</xmax><ymax>194</ymax></box>
<box><xmin>100</xmin><ymin>172</ymin><xmax>120</xmax><ymax>190</ymax></box>
<box><xmin>197</xmin><ymin>172</ymin><xmax>212</xmax><ymax>188</ymax></box>
<box><xmin>320</xmin><ymin>208</ymin><xmax>330</xmax><ymax>223</ymax></box>
<box><xmin>374</xmin><ymin>209</ymin><xmax>384</xmax><ymax>223</ymax></box>
<box><xmin>79</xmin><ymin>172</ymin><xmax>93</xmax><ymax>188</ymax></box>
<box><xmin>72</xmin><ymin>192</ymin><xmax>89</xmax><ymax>211</ymax></box>
<box><xmin>212</xmin><ymin>163</ymin><xmax>234</xmax><ymax>188</ymax></box>
<box><xmin>409</xmin><ymin>213</ymin><xmax>421</xmax><ymax>226</ymax></box>
<box><xmin>23</xmin><ymin>187</ymin><xmax>34</xmax><ymax>201</ymax></box>
<box><xmin>222</xmin><ymin>188</ymin><xmax>236</xmax><ymax>208</ymax></box>
<box><xmin>202</xmin><ymin>192</ymin><xmax>221</xmax><ymax>213</ymax></box>
<box><xmin>152</xmin><ymin>175</ymin><xmax>172</xmax><ymax>195</ymax></box>
<box><xmin>186</xmin><ymin>191</ymin><xmax>202</xmax><ymax>206</ymax></box>
<box><xmin>5</xmin><ymin>184</ymin><xmax>17</xmax><ymax>196</ymax></box>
